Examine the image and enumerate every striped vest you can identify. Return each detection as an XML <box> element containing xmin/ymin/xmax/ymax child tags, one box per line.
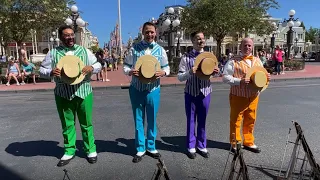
<box><xmin>51</xmin><ymin>45</ymin><xmax>92</xmax><ymax>100</ymax></box>
<box><xmin>230</xmin><ymin>57</ymin><xmax>263</xmax><ymax>98</ymax></box>
<box><xmin>184</xmin><ymin>51</ymin><xmax>212</xmax><ymax>97</ymax></box>
<box><xmin>130</xmin><ymin>41</ymin><xmax>164</xmax><ymax>92</ymax></box>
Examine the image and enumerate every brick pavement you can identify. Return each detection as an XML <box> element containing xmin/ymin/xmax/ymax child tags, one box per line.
<box><xmin>1</xmin><ymin>64</ymin><xmax>319</xmax><ymax>92</ymax></box>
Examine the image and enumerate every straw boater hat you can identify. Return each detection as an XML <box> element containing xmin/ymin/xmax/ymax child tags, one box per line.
<box><xmin>193</xmin><ymin>52</ymin><xmax>218</xmax><ymax>80</ymax></box>
<box><xmin>134</xmin><ymin>55</ymin><xmax>161</xmax><ymax>84</ymax></box>
<box><xmin>56</xmin><ymin>55</ymin><xmax>86</xmax><ymax>85</ymax></box>
<box><xmin>245</xmin><ymin>66</ymin><xmax>269</xmax><ymax>92</ymax></box>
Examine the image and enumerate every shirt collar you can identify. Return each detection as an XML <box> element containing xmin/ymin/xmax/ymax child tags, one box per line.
<box><xmin>141</xmin><ymin>40</ymin><xmax>156</xmax><ymax>49</ymax></box>
<box><xmin>192</xmin><ymin>49</ymin><xmax>204</xmax><ymax>56</ymax></box>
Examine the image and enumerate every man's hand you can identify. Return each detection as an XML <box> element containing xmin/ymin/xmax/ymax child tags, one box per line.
<box><xmin>267</xmin><ymin>73</ymin><xmax>271</xmax><ymax>81</ymax></box>
<box><xmin>212</xmin><ymin>68</ymin><xmax>220</xmax><ymax>75</ymax></box>
<box><xmin>82</xmin><ymin>66</ymin><xmax>94</xmax><ymax>75</ymax></box>
<box><xmin>155</xmin><ymin>70</ymin><xmax>166</xmax><ymax>78</ymax></box>
<box><xmin>189</xmin><ymin>66</ymin><xmax>198</xmax><ymax>74</ymax></box>
<box><xmin>129</xmin><ymin>69</ymin><xmax>139</xmax><ymax>76</ymax></box>
<box><xmin>51</xmin><ymin>68</ymin><xmax>61</xmax><ymax>77</ymax></box>
<box><xmin>241</xmin><ymin>78</ymin><xmax>250</xmax><ymax>85</ymax></box>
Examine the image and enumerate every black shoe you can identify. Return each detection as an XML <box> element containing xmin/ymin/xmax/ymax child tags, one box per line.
<box><xmin>243</xmin><ymin>145</ymin><xmax>261</xmax><ymax>153</ymax></box>
<box><xmin>196</xmin><ymin>149</ymin><xmax>210</xmax><ymax>158</ymax></box>
<box><xmin>186</xmin><ymin>151</ymin><xmax>196</xmax><ymax>159</ymax></box>
<box><xmin>87</xmin><ymin>156</ymin><xmax>97</xmax><ymax>164</ymax></box>
<box><xmin>146</xmin><ymin>151</ymin><xmax>161</xmax><ymax>159</ymax></box>
<box><xmin>132</xmin><ymin>153</ymin><xmax>145</xmax><ymax>163</ymax></box>
<box><xmin>57</xmin><ymin>156</ymin><xmax>75</xmax><ymax>167</ymax></box>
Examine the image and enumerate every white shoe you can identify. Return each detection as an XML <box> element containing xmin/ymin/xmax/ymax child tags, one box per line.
<box><xmin>6</xmin><ymin>83</ymin><xmax>10</xmax><ymax>86</ymax></box>
<box><xmin>21</xmin><ymin>81</ymin><xmax>25</xmax><ymax>85</ymax></box>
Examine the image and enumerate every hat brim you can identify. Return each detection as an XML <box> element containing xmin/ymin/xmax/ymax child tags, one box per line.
<box><xmin>193</xmin><ymin>52</ymin><xmax>218</xmax><ymax>80</ymax></box>
<box><xmin>135</xmin><ymin>55</ymin><xmax>161</xmax><ymax>84</ymax></box>
<box><xmin>245</xmin><ymin>66</ymin><xmax>269</xmax><ymax>92</ymax></box>
<box><xmin>56</xmin><ymin>55</ymin><xmax>86</xmax><ymax>85</ymax></box>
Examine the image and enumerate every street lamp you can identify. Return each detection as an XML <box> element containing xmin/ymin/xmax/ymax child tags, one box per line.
<box><xmin>270</xmin><ymin>22</ymin><xmax>281</xmax><ymax>52</ymax></box>
<box><xmin>175</xmin><ymin>31</ymin><xmax>182</xmax><ymax>57</ymax></box>
<box><xmin>157</xmin><ymin>7</ymin><xmax>181</xmax><ymax>71</ymax></box>
<box><xmin>50</xmin><ymin>31</ymin><xmax>60</xmax><ymax>49</ymax></box>
<box><xmin>281</xmin><ymin>9</ymin><xmax>301</xmax><ymax>59</ymax></box>
<box><xmin>64</xmin><ymin>5</ymin><xmax>86</xmax><ymax>44</ymax></box>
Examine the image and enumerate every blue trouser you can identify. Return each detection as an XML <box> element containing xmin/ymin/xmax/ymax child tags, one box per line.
<box><xmin>129</xmin><ymin>86</ymin><xmax>160</xmax><ymax>153</ymax></box>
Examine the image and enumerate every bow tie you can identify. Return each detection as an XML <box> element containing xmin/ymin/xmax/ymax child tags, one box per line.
<box><xmin>145</xmin><ymin>43</ymin><xmax>154</xmax><ymax>49</ymax></box>
<box><xmin>64</xmin><ymin>46</ymin><xmax>76</xmax><ymax>51</ymax></box>
<box><xmin>242</xmin><ymin>55</ymin><xmax>254</xmax><ymax>61</ymax></box>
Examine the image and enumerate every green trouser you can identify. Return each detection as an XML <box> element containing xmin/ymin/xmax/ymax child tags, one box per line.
<box><xmin>55</xmin><ymin>93</ymin><xmax>96</xmax><ymax>155</ymax></box>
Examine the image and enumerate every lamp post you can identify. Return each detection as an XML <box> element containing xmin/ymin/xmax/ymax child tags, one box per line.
<box><xmin>50</xmin><ymin>31</ymin><xmax>60</xmax><ymax>49</ymax></box>
<box><xmin>270</xmin><ymin>22</ymin><xmax>281</xmax><ymax>53</ymax></box>
<box><xmin>157</xmin><ymin>7</ymin><xmax>181</xmax><ymax>71</ymax></box>
<box><xmin>175</xmin><ymin>31</ymin><xmax>182</xmax><ymax>57</ymax></box>
<box><xmin>64</xmin><ymin>5</ymin><xmax>86</xmax><ymax>44</ymax></box>
<box><xmin>281</xmin><ymin>9</ymin><xmax>301</xmax><ymax>60</ymax></box>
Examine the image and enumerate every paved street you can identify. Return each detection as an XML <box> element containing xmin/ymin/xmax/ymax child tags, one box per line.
<box><xmin>1</xmin><ymin>79</ymin><xmax>320</xmax><ymax>180</ymax></box>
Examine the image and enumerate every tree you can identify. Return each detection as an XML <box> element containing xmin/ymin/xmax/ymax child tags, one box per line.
<box><xmin>181</xmin><ymin>0</ymin><xmax>280</xmax><ymax>57</ymax></box>
<box><xmin>0</xmin><ymin>0</ymin><xmax>75</xmax><ymax>59</ymax></box>
<box><xmin>305</xmin><ymin>27</ymin><xmax>320</xmax><ymax>44</ymax></box>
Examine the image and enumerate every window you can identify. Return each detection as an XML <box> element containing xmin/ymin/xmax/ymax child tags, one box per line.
<box><xmin>298</xmin><ymin>34</ymin><xmax>303</xmax><ymax>40</ymax></box>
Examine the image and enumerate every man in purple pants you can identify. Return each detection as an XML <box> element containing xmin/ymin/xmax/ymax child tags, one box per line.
<box><xmin>177</xmin><ymin>31</ymin><xmax>219</xmax><ymax>159</ymax></box>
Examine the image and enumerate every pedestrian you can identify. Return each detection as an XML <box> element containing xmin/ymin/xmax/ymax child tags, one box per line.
<box><xmin>222</xmin><ymin>38</ymin><xmax>271</xmax><ymax>153</ymax></box>
<box><xmin>177</xmin><ymin>31</ymin><xmax>219</xmax><ymax>159</ymax></box>
<box><xmin>40</xmin><ymin>25</ymin><xmax>101</xmax><ymax>167</ymax></box>
<box><xmin>122</xmin><ymin>21</ymin><xmax>170</xmax><ymax>163</ymax></box>
<box><xmin>273</xmin><ymin>45</ymin><xmax>283</xmax><ymax>75</ymax></box>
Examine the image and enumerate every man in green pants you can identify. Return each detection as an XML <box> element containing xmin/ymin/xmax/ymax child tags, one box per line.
<box><xmin>40</xmin><ymin>25</ymin><xmax>101</xmax><ymax>167</ymax></box>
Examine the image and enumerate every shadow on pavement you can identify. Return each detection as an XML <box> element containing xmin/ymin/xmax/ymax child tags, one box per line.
<box><xmin>0</xmin><ymin>162</ymin><xmax>27</xmax><ymax>180</ymax></box>
<box><xmin>161</xmin><ymin>136</ymin><xmax>231</xmax><ymax>152</ymax></box>
<box><xmin>5</xmin><ymin>137</ymin><xmax>231</xmax><ymax>160</ymax></box>
<box><xmin>5</xmin><ymin>140</ymin><xmax>63</xmax><ymax>158</ymax></box>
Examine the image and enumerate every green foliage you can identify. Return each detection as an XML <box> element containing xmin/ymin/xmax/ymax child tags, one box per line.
<box><xmin>181</xmin><ymin>0</ymin><xmax>279</xmax><ymax>57</ymax></box>
<box><xmin>90</xmin><ymin>46</ymin><xmax>99</xmax><ymax>53</ymax></box>
<box><xmin>284</xmin><ymin>60</ymin><xmax>304</xmax><ymax>71</ymax></box>
<box><xmin>305</xmin><ymin>27</ymin><xmax>320</xmax><ymax>44</ymax></box>
<box><xmin>0</xmin><ymin>0</ymin><xmax>75</xmax><ymax>46</ymax></box>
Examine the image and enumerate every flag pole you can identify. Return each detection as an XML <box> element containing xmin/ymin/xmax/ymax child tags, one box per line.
<box><xmin>118</xmin><ymin>0</ymin><xmax>123</xmax><ymax>64</ymax></box>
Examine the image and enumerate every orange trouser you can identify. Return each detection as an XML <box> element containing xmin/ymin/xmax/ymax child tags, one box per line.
<box><xmin>229</xmin><ymin>94</ymin><xmax>259</xmax><ymax>147</ymax></box>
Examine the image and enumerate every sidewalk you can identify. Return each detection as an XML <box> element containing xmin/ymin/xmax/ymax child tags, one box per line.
<box><xmin>1</xmin><ymin>64</ymin><xmax>320</xmax><ymax>92</ymax></box>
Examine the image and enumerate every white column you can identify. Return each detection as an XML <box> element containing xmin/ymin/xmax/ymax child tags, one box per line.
<box><xmin>31</xmin><ymin>30</ymin><xmax>35</xmax><ymax>54</ymax></box>
<box><xmin>118</xmin><ymin>0</ymin><xmax>123</xmax><ymax>62</ymax></box>
<box><xmin>15</xmin><ymin>42</ymin><xmax>19</xmax><ymax>59</ymax></box>
<box><xmin>34</xmin><ymin>30</ymin><xmax>38</xmax><ymax>54</ymax></box>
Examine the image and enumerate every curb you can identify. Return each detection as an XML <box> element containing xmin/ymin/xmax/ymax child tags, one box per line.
<box><xmin>1</xmin><ymin>76</ymin><xmax>320</xmax><ymax>94</ymax></box>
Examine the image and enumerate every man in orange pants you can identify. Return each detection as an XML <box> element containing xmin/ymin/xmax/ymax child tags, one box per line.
<box><xmin>222</xmin><ymin>38</ymin><xmax>270</xmax><ymax>153</ymax></box>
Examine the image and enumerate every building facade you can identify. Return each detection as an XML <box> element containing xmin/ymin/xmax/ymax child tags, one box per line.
<box><xmin>154</xmin><ymin>5</ymin><xmax>306</xmax><ymax>57</ymax></box>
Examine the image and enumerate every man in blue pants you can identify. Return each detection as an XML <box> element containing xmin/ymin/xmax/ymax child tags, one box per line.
<box><xmin>123</xmin><ymin>22</ymin><xmax>170</xmax><ymax>163</ymax></box>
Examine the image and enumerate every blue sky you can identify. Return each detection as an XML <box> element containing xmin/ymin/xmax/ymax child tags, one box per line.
<box><xmin>75</xmin><ymin>0</ymin><xmax>319</xmax><ymax>47</ymax></box>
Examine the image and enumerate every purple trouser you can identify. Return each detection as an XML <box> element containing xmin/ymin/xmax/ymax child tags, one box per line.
<box><xmin>185</xmin><ymin>93</ymin><xmax>211</xmax><ymax>149</ymax></box>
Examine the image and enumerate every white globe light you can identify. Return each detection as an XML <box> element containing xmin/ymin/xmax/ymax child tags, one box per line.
<box><xmin>172</xmin><ymin>19</ymin><xmax>180</xmax><ymax>27</ymax></box>
<box><xmin>271</xmin><ymin>22</ymin><xmax>276</xmax><ymax>26</ymax></box>
<box><xmin>71</xmin><ymin>5</ymin><xmax>78</xmax><ymax>13</ymax></box>
<box><xmin>282</xmin><ymin>21</ymin><xmax>287</xmax><ymax>27</ymax></box>
<box><xmin>289</xmin><ymin>9</ymin><xmax>295</xmax><ymax>16</ymax></box>
<box><xmin>177</xmin><ymin>31</ymin><xmax>181</xmax><ymax>36</ymax></box>
<box><xmin>55</xmin><ymin>38</ymin><xmax>60</xmax><ymax>42</ymax></box>
<box><xmin>276</xmin><ymin>30</ymin><xmax>280</xmax><ymax>34</ymax></box>
<box><xmin>175</xmin><ymin>37</ymin><xmax>178</xmax><ymax>41</ymax></box>
<box><xmin>295</xmin><ymin>20</ymin><xmax>301</xmax><ymax>27</ymax></box>
<box><xmin>288</xmin><ymin>20</ymin><xmax>294</xmax><ymax>27</ymax></box>
<box><xmin>163</xmin><ymin>19</ymin><xmax>171</xmax><ymax>26</ymax></box>
<box><xmin>21</xmin><ymin>49</ymin><xmax>25</xmax><ymax>54</ymax></box>
<box><xmin>76</xmin><ymin>18</ymin><xmax>85</xmax><ymax>27</ymax></box>
<box><xmin>167</xmin><ymin>7</ymin><xmax>174</xmax><ymax>14</ymax></box>
<box><xmin>50</xmin><ymin>37</ymin><xmax>54</xmax><ymax>42</ymax></box>
<box><xmin>65</xmin><ymin>18</ymin><xmax>72</xmax><ymax>26</ymax></box>
<box><xmin>52</xmin><ymin>31</ymin><xmax>56</xmax><ymax>36</ymax></box>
